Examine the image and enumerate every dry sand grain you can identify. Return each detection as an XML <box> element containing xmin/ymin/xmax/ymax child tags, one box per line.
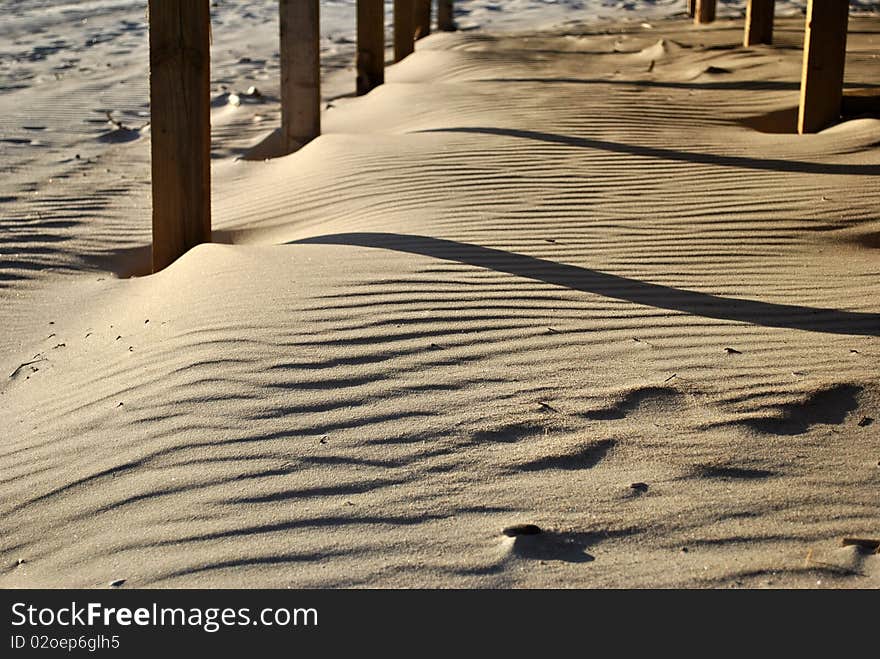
<box><xmin>1</xmin><ymin>15</ymin><xmax>879</xmax><ymax>588</ymax></box>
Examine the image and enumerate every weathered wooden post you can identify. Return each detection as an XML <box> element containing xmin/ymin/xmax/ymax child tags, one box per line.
<box><xmin>694</xmin><ymin>0</ymin><xmax>716</xmax><ymax>24</ymax></box>
<box><xmin>415</xmin><ymin>0</ymin><xmax>431</xmax><ymax>40</ymax></box>
<box><xmin>798</xmin><ymin>0</ymin><xmax>850</xmax><ymax>134</ymax></box>
<box><xmin>149</xmin><ymin>0</ymin><xmax>212</xmax><ymax>273</ymax></box>
<box><xmin>280</xmin><ymin>0</ymin><xmax>320</xmax><ymax>153</ymax></box>
<box><xmin>394</xmin><ymin>0</ymin><xmax>415</xmax><ymax>62</ymax></box>
<box><xmin>357</xmin><ymin>0</ymin><xmax>384</xmax><ymax>95</ymax></box>
<box><xmin>438</xmin><ymin>0</ymin><xmax>455</xmax><ymax>31</ymax></box>
<box><xmin>688</xmin><ymin>0</ymin><xmax>696</xmax><ymax>18</ymax></box>
<box><xmin>744</xmin><ymin>0</ymin><xmax>775</xmax><ymax>46</ymax></box>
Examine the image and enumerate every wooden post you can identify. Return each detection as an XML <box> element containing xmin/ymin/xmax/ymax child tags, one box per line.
<box><xmin>438</xmin><ymin>0</ymin><xmax>455</xmax><ymax>31</ymax></box>
<box><xmin>280</xmin><ymin>0</ymin><xmax>320</xmax><ymax>153</ymax></box>
<box><xmin>357</xmin><ymin>0</ymin><xmax>384</xmax><ymax>95</ymax></box>
<box><xmin>694</xmin><ymin>0</ymin><xmax>716</xmax><ymax>24</ymax></box>
<box><xmin>415</xmin><ymin>0</ymin><xmax>431</xmax><ymax>40</ymax></box>
<box><xmin>688</xmin><ymin>0</ymin><xmax>696</xmax><ymax>18</ymax></box>
<box><xmin>148</xmin><ymin>0</ymin><xmax>212</xmax><ymax>273</ymax></box>
<box><xmin>394</xmin><ymin>0</ymin><xmax>415</xmax><ymax>62</ymax></box>
<box><xmin>744</xmin><ymin>0</ymin><xmax>775</xmax><ymax>46</ymax></box>
<box><xmin>798</xmin><ymin>0</ymin><xmax>850</xmax><ymax>134</ymax></box>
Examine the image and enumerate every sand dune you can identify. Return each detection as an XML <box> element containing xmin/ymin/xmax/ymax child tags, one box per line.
<box><xmin>1</xmin><ymin>14</ymin><xmax>879</xmax><ymax>588</ymax></box>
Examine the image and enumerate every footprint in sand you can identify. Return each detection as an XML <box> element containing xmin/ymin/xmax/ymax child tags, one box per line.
<box><xmin>515</xmin><ymin>438</ymin><xmax>617</xmax><ymax>472</ymax></box>
<box><xmin>741</xmin><ymin>384</ymin><xmax>863</xmax><ymax>436</ymax></box>
<box><xmin>471</xmin><ymin>421</ymin><xmax>544</xmax><ymax>444</ymax></box>
<box><xmin>581</xmin><ymin>386</ymin><xmax>685</xmax><ymax>421</ymax></box>
<box><xmin>496</xmin><ymin>528</ymin><xmax>596</xmax><ymax>564</ymax></box>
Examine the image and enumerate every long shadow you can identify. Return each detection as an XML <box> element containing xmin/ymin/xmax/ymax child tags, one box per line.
<box><xmin>476</xmin><ymin>77</ymin><xmax>880</xmax><ymax>93</ymax></box>
<box><xmin>417</xmin><ymin>127</ymin><xmax>880</xmax><ymax>176</ymax></box>
<box><xmin>476</xmin><ymin>76</ymin><xmax>807</xmax><ymax>91</ymax></box>
<box><xmin>293</xmin><ymin>233</ymin><xmax>880</xmax><ymax>337</ymax></box>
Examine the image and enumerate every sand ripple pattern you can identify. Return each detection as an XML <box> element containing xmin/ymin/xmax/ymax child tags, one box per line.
<box><xmin>1</xmin><ymin>17</ymin><xmax>879</xmax><ymax>588</ymax></box>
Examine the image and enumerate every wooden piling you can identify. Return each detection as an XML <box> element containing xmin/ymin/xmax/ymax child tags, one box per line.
<box><xmin>798</xmin><ymin>0</ymin><xmax>850</xmax><ymax>134</ymax></box>
<box><xmin>415</xmin><ymin>0</ymin><xmax>431</xmax><ymax>40</ymax></box>
<box><xmin>395</xmin><ymin>0</ymin><xmax>416</xmax><ymax>62</ymax></box>
<box><xmin>357</xmin><ymin>0</ymin><xmax>384</xmax><ymax>95</ymax></box>
<box><xmin>280</xmin><ymin>0</ymin><xmax>320</xmax><ymax>153</ymax></box>
<box><xmin>438</xmin><ymin>0</ymin><xmax>455</xmax><ymax>31</ymax></box>
<box><xmin>688</xmin><ymin>0</ymin><xmax>696</xmax><ymax>18</ymax></box>
<box><xmin>744</xmin><ymin>0</ymin><xmax>775</xmax><ymax>46</ymax></box>
<box><xmin>695</xmin><ymin>0</ymin><xmax>716</xmax><ymax>24</ymax></box>
<box><xmin>148</xmin><ymin>0</ymin><xmax>212</xmax><ymax>273</ymax></box>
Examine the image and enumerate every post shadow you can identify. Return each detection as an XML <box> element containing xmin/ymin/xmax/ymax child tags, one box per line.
<box><xmin>416</xmin><ymin>126</ymin><xmax>880</xmax><ymax>176</ymax></box>
<box><xmin>292</xmin><ymin>233</ymin><xmax>880</xmax><ymax>337</ymax></box>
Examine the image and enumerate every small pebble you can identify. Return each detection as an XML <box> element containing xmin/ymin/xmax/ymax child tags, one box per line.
<box><xmin>630</xmin><ymin>482</ymin><xmax>649</xmax><ymax>493</ymax></box>
<box><xmin>502</xmin><ymin>524</ymin><xmax>542</xmax><ymax>537</ymax></box>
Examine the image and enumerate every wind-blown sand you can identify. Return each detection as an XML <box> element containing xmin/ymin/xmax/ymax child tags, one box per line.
<box><xmin>1</xmin><ymin>7</ymin><xmax>879</xmax><ymax>588</ymax></box>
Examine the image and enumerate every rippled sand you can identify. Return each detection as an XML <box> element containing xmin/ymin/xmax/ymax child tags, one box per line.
<box><xmin>1</xmin><ymin>14</ymin><xmax>879</xmax><ymax>588</ymax></box>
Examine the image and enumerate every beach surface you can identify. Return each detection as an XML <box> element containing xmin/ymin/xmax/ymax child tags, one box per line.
<box><xmin>1</xmin><ymin>4</ymin><xmax>879</xmax><ymax>588</ymax></box>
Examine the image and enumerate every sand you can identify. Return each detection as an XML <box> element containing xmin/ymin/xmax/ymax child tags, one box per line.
<box><xmin>1</xmin><ymin>6</ymin><xmax>879</xmax><ymax>588</ymax></box>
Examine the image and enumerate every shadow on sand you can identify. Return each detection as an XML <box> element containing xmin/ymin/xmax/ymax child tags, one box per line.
<box><xmin>417</xmin><ymin>126</ymin><xmax>880</xmax><ymax>176</ymax></box>
<box><xmin>293</xmin><ymin>232</ymin><xmax>880</xmax><ymax>337</ymax></box>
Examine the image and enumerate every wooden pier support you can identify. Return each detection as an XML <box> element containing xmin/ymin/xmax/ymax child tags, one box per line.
<box><xmin>148</xmin><ymin>0</ymin><xmax>212</xmax><ymax>273</ymax></box>
<box><xmin>394</xmin><ymin>0</ymin><xmax>416</xmax><ymax>62</ymax></box>
<box><xmin>694</xmin><ymin>0</ymin><xmax>716</xmax><ymax>24</ymax></box>
<box><xmin>798</xmin><ymin>0</ymin><xmax>850</xmax><ymax>134</ymax></box>
<box><xmin>357</xmin><ymin>0</ymin><xmax>384</xmax><ymax>95</ymax></box>
<box><xmin>280</xmin><ymin>0</ymin><xmax>320</xmax><ymax>153</ymax></box>
<box><xmin>744</xmin><ymin>0</ymin><xmax>775</xmax><ymax>46</ymax></box>
<box><xmin>688</xmin><ymin>0</ymin><xmax>696</xmax><ymax>18</ymax></box>
<box><xmin>416</xmin><ymin>0</ymin><xmax>431</xmax><ymax>40</ymax></box>
<box><xmin>438</xmin><ymin>0</ymin><xmax>455</xmax><ymax>31</ymax></box>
